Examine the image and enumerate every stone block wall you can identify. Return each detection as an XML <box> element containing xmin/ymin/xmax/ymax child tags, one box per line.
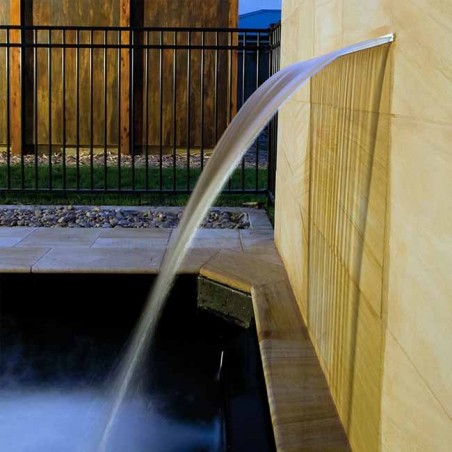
<box><xmin>275</xmin><ymin>1</ymin><xmax>452</xmax><ymax>450</ymax></box>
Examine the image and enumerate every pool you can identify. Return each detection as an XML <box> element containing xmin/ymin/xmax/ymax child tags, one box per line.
<box><xmin>0</xmin><ymin>273</ymin><xmax>275</xmax><ymax>452</ymax></box>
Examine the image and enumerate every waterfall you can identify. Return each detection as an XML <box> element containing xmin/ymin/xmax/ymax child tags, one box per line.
<box><xmin>98</xmin><ymin>33</ymin><xmax>394</xmax><ymax>452</ymax></box>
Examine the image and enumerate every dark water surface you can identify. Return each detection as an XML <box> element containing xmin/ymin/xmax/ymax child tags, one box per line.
<box><xmin>0</xmin><ymin>274</ymin><xmax>274</xmax><ymax>452</ymax></box>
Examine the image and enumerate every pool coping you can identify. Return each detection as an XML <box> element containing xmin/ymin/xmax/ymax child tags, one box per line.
<box><xmin>200</xmin><ymin>251</ymin><xmax>350</xmax><ymax>451</ymax></box>
<box><xmin>0</xmin><ymin>208</ymin><xmax>349</xmax><ymax>451</ymax></box>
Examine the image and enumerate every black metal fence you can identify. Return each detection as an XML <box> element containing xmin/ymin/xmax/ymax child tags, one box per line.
<box><xmin>0</xmin><ymin>24</ymin><xmax>280</xmax><ymax>196</ymax></box>
<box><xmin>267</xmin><ymin>24</ymin><xmax>281</xmax><ymax>201</ymax></box>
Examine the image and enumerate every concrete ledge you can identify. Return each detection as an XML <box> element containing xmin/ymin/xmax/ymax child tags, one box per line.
<box><xmin>197</xmin><ymin>277</ymin><xmax>254</xmax><ymax>328</ymax></box>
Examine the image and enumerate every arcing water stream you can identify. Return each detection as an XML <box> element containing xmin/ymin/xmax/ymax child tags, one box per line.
<box><xmin>98</xmin><ymin>34</ymin><xmax>394</xmax><ymax>451</ymax></box>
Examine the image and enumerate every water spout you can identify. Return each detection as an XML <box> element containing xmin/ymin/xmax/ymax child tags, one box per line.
<box><xmin>98</xmin><ymin>33</ymin><xmax>394</xmax><ymax>451</ymax></box>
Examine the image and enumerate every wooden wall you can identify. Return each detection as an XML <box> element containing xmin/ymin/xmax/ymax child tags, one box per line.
<box><xmin>0</xmin><ymin>0</ymin><xmax>238</xmax><ymax>152</ymax></box>
<box><xmin>30</xmin><ymin>0</ymin><xmax>120</xmax><ymax>149</ymax></box>
<box><xmin>0</xmin><ymin>3</ymin><xmax>9</xmax><ymax>28</ymax></box>
<box><xmin>142</xmin><ymin>0</ymin><xmax>237</xmax><ymax>150</ymax></box>
<box><xmin>0</xmin><ymin>2</ymin><xmax>10</xmax><ymax>145</ymax></box>
<box><xmin>142</xmin><ymin>30</ymin><xmax>232</xmax><ymax>151</ymax></box>
<box><xmin>32</xmin><ymin>0</ymin><xmax>120</xmax><ymax>26</ymax></box>
<box><xmin>144</xmin><ymin>0</ymin><xmax>236</xmax><ymax>28</ymax></box>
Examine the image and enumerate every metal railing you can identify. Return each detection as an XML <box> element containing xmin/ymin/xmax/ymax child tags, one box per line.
<box><xmin>0</xmin><ymin>24</ymin><xmax>280</xmax><ymax>196</ymax></box>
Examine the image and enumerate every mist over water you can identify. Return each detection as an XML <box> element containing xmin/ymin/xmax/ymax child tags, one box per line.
<box><xmin>0</xmin><ymin>389</ymin><xmax>220</xmax><ymax>452</ymax></box>
<box><xmin>0</xmin><ymin>274</ymin><xmax>223</xmax><ymax>451</ymax></box>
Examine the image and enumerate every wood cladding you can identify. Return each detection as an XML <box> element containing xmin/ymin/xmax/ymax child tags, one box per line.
<box><xmin>28</xmin><ymin>30</ymin><xmax>120</xmax><ymax>148</ymax></box>
<box><xmin>29</xmin><ymin>0</ymin><xmax>121</xmax><ymax>148</ymax></box>
<box><xmin>32</xmin><ymin>0</ymin><xmax>121</xmax><ymax>26</ymax></box>
<box><xmin>0</xmin><ymin>0</ymin><xmax>238</xmax><ymax>152</ymax></box>
<box><xmin>119</xmin><ymin>0</ymin><xmax>131</xmax><ymax>154</ymax></box>
<box><xmin>0</xmin><ymin>3</ymin><xmax>9</xmax><ymax>32</ymax></box>
<box><xmin>0</xmin><ymin>4</ymin><xmax>8</xmax><ymax>145</ymax></box>
<box><xmin>143</xmin><ymin>30</ymin><xmax>232</xmax><ymax>150</ymax></box>
<box><xmin>142</xmin><ymin>0</ymin><xmax>237</xmax><ymax>150</ymax></box>
<box><xmin>144</xmin><ymin>0</ymin><xmax>236</xmax><ymax>28</ymax></box>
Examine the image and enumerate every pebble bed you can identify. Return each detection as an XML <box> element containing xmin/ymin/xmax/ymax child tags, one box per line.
<box><xmin>0</xmin><ymin>138</ymin><xmax>268</xmax><ymax>169</ymax></box>
<box><xmin>0</xmin><ymin>206</ymin><xmax>250</xmax><ymax>229</ymax></box>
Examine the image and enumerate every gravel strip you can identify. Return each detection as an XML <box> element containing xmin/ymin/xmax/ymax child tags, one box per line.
<box><xmin>0</xmin><ymin>206</ymin><xmax>250</xmax><ymax>229</ymax></box>
<box><xmin>0</xmin><ymin>142</ymin><xmax>268</xmax><ymax>169</ymax></box>
<box><xmin>0</xmin><ymin>152</ymin><xmax>214</xmax><ymax>169</ymax></box>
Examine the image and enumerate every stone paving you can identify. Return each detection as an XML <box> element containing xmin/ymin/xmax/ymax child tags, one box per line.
<box><xmin>0</xmin><ymin>208</ymin><xmax>277</xmax><ymax>274</ymax></box>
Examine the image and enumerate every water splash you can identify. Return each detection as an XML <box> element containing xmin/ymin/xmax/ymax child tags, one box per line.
<box><xmin>98</xmin><ymin>33</ymin><xmax>394</xmax><ymax>451</ymax></box>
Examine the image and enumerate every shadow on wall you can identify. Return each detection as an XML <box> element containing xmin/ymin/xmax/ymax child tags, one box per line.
<box><xmin>307</xmin><ymin>44</ymin><xmax>392</xmax><ymax>450</ymax></box>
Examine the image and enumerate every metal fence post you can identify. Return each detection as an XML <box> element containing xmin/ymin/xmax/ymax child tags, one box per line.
<box><xmin>267</xmin><ymin>23</ymin><xmax>281</xmax><ymax>203</ymax></box>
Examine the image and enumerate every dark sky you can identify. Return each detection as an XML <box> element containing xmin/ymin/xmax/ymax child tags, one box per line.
<box><xmin>239</xmin><ymin>0</ymin><xmax>281</xmax><ymax>14</ymax></box>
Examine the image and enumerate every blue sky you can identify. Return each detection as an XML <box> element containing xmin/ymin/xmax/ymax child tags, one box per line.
<box><xmin>239</xmin><ymin>0</ymin><xmax>281</xmax><ymax>14</ymax></box>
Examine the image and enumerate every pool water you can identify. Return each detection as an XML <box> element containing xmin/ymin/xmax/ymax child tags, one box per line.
<box><xmin>0</xmin><ymin>274</ymin><xmax>274</xmax><ymax>452</ymax></box>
